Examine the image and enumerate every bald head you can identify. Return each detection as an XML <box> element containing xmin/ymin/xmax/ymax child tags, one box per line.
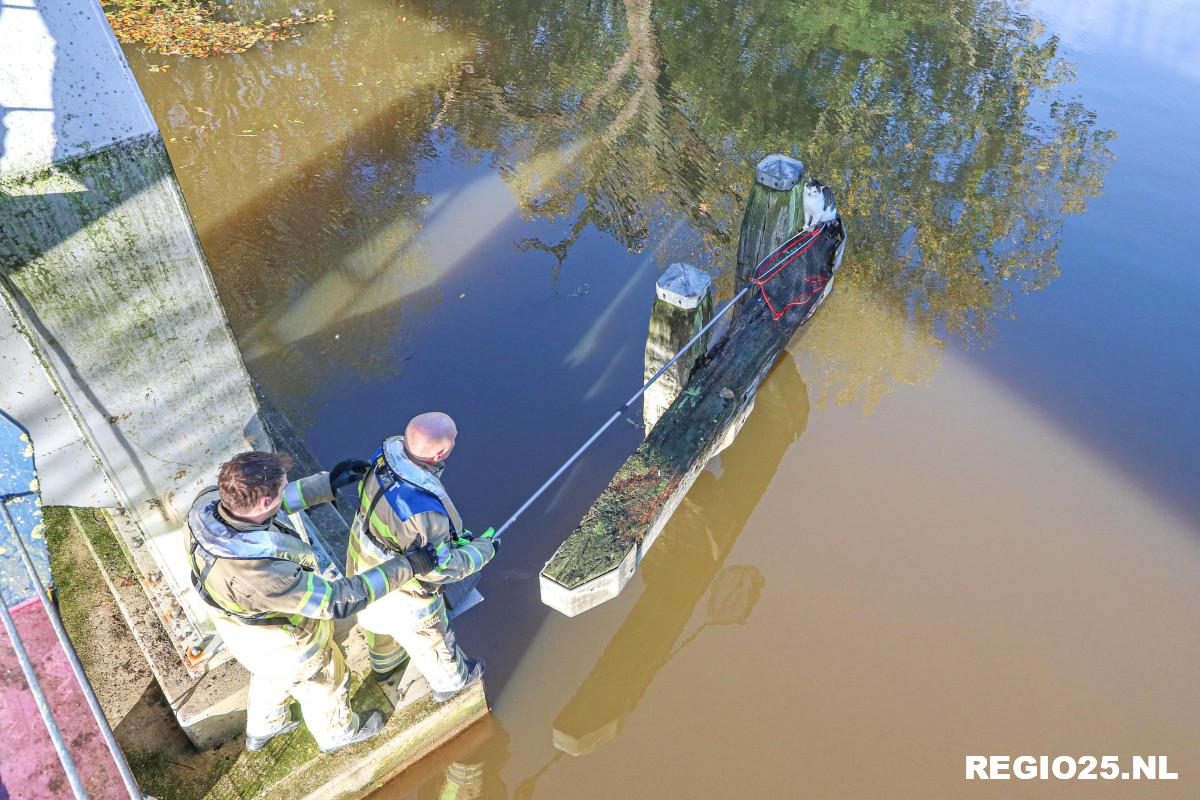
<box><xmin>405</xmin><ymin>412</ymin><xmax>458</xmax><ymax>464</ymax></box>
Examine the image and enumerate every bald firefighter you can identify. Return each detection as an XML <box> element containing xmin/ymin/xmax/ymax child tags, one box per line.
<box><xmin>186</xmin><ymin>451</ymin><xmax>436</xmax><ymax>752</ymax></box>
<box><xmin>347</xmin><ymin>412</ymin><xmax>497</xmax><ymax>701</ymax></box>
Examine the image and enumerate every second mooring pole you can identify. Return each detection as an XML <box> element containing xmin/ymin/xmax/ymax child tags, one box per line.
<box><xmin>540</xmin><ymin>153</ymin><xmax>839</xmax><ymax>616</ymax></box>
<box><xmin>643</xmin><ymin>264</ymin><xmax>714</xmax><ymax>434</ymax></box>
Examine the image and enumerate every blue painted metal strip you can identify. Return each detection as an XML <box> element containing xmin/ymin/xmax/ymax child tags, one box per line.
<box><xmin>0</xmin><ymin>411</ymin><xmax>51</xmax><ymax>607</ymax></box>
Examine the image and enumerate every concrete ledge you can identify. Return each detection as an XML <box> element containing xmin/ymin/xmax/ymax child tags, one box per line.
<box><xmin>540</xmin><ymin>544</ymin><xmax>636</xmax><ymax>618</ymax></box>
<box><xmin>242</xmin><ymin>677</ymin><xmax>488</xmax><ymax>800</ymax></box>
<box><xmin>66</xmin><ymin>508</ymin><xmax>251</xmax><ymax>749</ymax></box>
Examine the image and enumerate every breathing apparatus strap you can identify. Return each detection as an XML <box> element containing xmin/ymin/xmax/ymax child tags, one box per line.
<box><xmin>358</xmin><ymin>452</ymin><xmax>399</xmax><ymax>554</ymax></box>
<box><xmin>357</xmin><ymin>454</ymin><xmax>447</xmax><ymax>597</ymax></box>
<box><xmin>187</xmin><ymin>537</ymin><xmax>287</xmax><ymax>626</ymax></box>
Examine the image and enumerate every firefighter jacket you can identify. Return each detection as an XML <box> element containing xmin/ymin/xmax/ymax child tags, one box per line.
<box><xmin>186</xmin><ymin>471</ymin><xmax>417</xmax><ymax>664</ymax></box>
<box><xmin>347</xmin><ymin>437</ymin><xmax>495</xmax><ymax>610</ymax></box>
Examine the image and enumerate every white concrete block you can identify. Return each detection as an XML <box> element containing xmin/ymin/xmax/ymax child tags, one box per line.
<box><xmin>654</xmin><ymin>263</ymin><xmax>712</xmax><ymax>309</ymax></box>
<box><xmin>540</xmin><ymin>545</ymin><xmax>637</xmax><ymax>617</ymax></box>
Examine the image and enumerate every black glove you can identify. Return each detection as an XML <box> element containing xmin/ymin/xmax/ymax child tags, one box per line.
<box><xmin>329</xmin><ymin>459</ymin><xmax>370</xmax><ymax>491</ymax></box>
<box><xmin>404</xmin><ymin>547</ymin><xmax>437</xmax><ymax>576</ymax></box>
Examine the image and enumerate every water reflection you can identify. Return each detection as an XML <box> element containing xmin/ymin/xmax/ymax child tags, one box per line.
<box><xmin>416</xmin><ymin>0</ymin><xmax>1115</xmax><ymax>356</ymax></box>
<box><xmin>368</xmin><ymin>715</ymin><xmax>512</xmax><ymax>799</ymax></box>
<box><xmin>128</xmin><ymin>0</ymin><xmax>1113</xmax><ymax>436</ymax></box>
<box><xmin>120</xmin><ymin>0</ymin><xmax>1122</xmax><ymax>791</ymax></box>
<box><xmin>551</xmin><ymin>356</ymin><xmax>806</xmax><ymax>754</ymax></box>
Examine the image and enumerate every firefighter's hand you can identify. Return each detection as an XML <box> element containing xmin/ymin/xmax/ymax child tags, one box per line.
<box><xmin>329</xmin><ymin>459</ymin><xmax>371</xmax><ymax>491</ymax></box>
<box><xmin>404</xmin><ymin>547</ymin><xmax>437</xmax><ymax>576</ymax></box>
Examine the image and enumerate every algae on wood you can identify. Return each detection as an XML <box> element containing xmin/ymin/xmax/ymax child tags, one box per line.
<box><xmin>543</xmin><ymin>177</ymin><xmax>843</xmax><ymax>594</ymax></box>
<box><xmin>736</xmin><ymin>180</ymin><xmax>804</xmax><ymax>285</ymax></box>
<box><xmin>642</xmin><ymin>268</ymin><xmax>714</xmax><ymax>432</ymax></box>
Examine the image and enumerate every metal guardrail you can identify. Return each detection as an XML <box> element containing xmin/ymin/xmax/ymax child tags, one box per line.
<box><xmin>1</xmin><ymin>498</ymin><xmax>143</xmax><ymax>800</ymax></box>
<box><xmin>1</xmin><ymin>404</ymin><xmax>144</xmax><ymax>800</ymax></box>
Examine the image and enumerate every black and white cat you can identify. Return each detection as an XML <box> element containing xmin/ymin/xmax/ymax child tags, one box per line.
<box><xmin>802</xmin><ymin>177</ymin><xmax>838</xmax><ymax>229</ymax></box>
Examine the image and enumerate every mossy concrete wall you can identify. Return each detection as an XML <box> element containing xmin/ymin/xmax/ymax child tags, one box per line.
<box><xmin>1</xmin><ymin>132</ymin><xmax>271</xmax><ymax>631</ymax></box>
<box><xmin>1</xmin><ymin>0</ymin><xmax>272</xmax><ymax>642</ymax></box>
<box><xmin>0</xmin><ymin>0</ymin><xmax>268</xmax><ymax>748</ymax></box>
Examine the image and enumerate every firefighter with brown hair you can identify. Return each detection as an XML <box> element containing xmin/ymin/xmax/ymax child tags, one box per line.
<box><xmin>186</xmin><ymin>451</ymin><xmax>436</xmax><ymax>753</ymax></box>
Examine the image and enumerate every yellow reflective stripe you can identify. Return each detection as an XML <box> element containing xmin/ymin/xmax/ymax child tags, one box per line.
<box><xmin>282</xmin><ymin>481</ymin><xmax>305</xmax><ymax>513</ymax></box>
<box><xmin>347</xmin><ymin>534</ymin><xmax>364</xmax><ymax>567</ymax></box>
<box><xmin>307</xmin><ymin>578</ymin><xmax>332</xmax><ymax>616</ymax></box>
<box><xmin>463</xmin><ymin>546</ymin><xmax>481</xmax><ymax>573</ymax></box>
<box><xmin>372</xmin><ymin>565</ymin><xmax>390</xmax><ymax>595</ymax></box>
<box><xmin>295</xmin><ymin>572</ymin><xmax>317</xmax><ymax>614</ymax></box>
<box><xmin>208</xmin><ymin>584</ymin><xmax>249</xmax><ymax>614</ymax></box>
<box><xmin>369</xmin><ymin>510</ymin><xmax>396</xmax><ymax>545</ymax></box>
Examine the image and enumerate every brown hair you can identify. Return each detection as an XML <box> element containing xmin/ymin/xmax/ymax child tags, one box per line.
<box><xmin>217</xmin><ymin>451</ymin><xmax>294</xmax><ymax>513</ymax></box>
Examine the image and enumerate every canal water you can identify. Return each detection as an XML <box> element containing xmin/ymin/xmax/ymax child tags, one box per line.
<box><xmin>124</xmin><ymin>0</ymin><xmax>1199</xmax><ymax>795</ymax></box>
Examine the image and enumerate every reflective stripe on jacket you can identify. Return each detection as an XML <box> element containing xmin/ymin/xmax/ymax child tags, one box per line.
<box><xmin>186</xmin><ymin>474</ymin><xmax>415</xmax><ymax>661</ymax></box>
<box><xmin>347</xmin><ymin>439</ymin><xmax>494</xmax><ymax>601</ymax></box>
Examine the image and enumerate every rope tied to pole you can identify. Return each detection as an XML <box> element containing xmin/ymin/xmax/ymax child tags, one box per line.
<box><xmin>749</xmin><ymin>224</ymin><xmax>830</xmax><ymax>320</ymax></box>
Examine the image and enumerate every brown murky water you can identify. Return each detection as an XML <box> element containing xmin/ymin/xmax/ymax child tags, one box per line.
<box><xmin>124</xmin><ymin>0</ymin><xmax>1200</xmax><ymax>795</ymax></box>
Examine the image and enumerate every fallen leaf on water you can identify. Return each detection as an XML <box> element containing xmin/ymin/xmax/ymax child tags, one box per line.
<box><xmin>104</xmin><ymin>1</ymin><xmax>336</xmax><ymax>58</ymax></box>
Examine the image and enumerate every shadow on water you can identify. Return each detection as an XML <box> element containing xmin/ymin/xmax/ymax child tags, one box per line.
<box><xmin>550</xmin><ymin>355</ymin><xmax>807</xmax><ymax>756</ymax></box>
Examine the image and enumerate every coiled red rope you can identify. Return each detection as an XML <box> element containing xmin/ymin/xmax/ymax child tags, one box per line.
<box><xmin>751</xmin><ymin>225</ymin><xmax>829</xmax><ymax>320</ymax></box>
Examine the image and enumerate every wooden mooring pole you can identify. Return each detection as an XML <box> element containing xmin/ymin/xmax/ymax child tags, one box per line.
<box><xmin>539</xmin><ymin>155</ymin><xmax>845</xmax><ymax>616</ymax></box>
<box><xmin>642</xmin><ymin>263</ymin><xmax>714</xmax><ymax>433</ymax></box>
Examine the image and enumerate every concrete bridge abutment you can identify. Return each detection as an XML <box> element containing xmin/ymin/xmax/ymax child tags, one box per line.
<box><xmin>1</xmin><ymin>0</ymin><xmax>487</xmax><ymax>783</ymax></box>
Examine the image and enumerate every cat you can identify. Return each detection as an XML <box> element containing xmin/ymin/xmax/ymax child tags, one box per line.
<box><xmin>802</xmin><ymin>177</ymin><xmax>838</xmax><ymax>229</ymax></box>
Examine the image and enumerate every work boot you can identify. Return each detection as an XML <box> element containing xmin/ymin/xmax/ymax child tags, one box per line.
<box><xmin>245</xmin><ymin>718</ymin><xmax>301</xmax><ymax>752</ymax></box>
<box><xmin>319</xmin><ymin>710</ymin><xmax>387</xmax><ymax>754</ymax></box>
<box><xmin>431</xmin><ymin>657</ymin><xmax>485</xmax><ymax>704</ymax></box>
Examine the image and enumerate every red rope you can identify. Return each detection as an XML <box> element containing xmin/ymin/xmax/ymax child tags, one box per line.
<box><xmin>750</xmin><ymin>225</ymin><xmax>829</xmax><ymax>321</ymax></box>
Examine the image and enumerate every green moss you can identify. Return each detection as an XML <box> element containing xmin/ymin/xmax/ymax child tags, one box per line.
<box><xmin>542</xmin><ymin>448</ymin><xmax>676</xmax><ymax>587</ymax></box>
<box><xmin>72</xmin><ymin>509</ymin><xmax>136</xmax><ymax>578</ymax></box>
<box><xmin>43</xmin><ymin>506</ymin><xmax>96</xmax><ymax>659</ymax></box>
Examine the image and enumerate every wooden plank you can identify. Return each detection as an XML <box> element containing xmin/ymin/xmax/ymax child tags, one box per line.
<box><xmin>540</xmin><ymin>171</ymin><xmax>845</xmax><ymax>616</ymax></box>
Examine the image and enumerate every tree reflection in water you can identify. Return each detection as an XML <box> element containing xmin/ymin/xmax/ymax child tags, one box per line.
<box><xmin>422</xmin><ymin>0</ymin><xmax>1114</xmax><ymax>408</ymax></box>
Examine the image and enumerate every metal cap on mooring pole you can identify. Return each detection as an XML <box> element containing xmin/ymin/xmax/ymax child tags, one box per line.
<box><xmin>754</xmin><ymin>154</ymin><xmax>805</xmax><ymax>191</ymax></box>
<box><xmin>654</xmin><ymin>263</ymin><xmax>713</xmax><ymax>309</ymax></box>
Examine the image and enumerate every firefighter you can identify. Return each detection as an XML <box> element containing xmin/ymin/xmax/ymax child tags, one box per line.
<box><xmin>347</xmin><ymin>412</ymin><xmax>497</xmax><ymax>701</ymax></box>
<box><xmin>187</xmin><ymin>451</ymin><xmax>436</xmax><ymax>752</ymax></box>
